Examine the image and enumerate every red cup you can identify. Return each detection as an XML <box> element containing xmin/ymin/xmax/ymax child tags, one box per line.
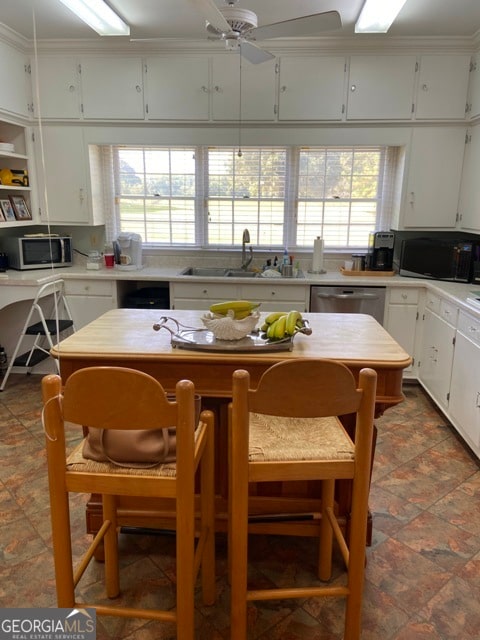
<box><xmin>104</xmin><ymin>253</ymin><xmax>115</xmax><ymax>268</ymax></box>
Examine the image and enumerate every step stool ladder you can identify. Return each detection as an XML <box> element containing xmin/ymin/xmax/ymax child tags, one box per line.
<box><xmin>0</xmin><ymin>279</ymin><xmax>75</xmax><ymax>391</ymax></box>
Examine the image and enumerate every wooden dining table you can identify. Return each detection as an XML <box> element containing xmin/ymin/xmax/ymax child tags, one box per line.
<box><xmin>51</xmin><ymin>308</ymin><xmax>411</xmax><ymax>543</ymax></box>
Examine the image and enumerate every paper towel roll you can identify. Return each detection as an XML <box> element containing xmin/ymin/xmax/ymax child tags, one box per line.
<box><xmin>312</xmin><ymin>236</ymin><xmax>324</xmax><ymax>272</ymax></box>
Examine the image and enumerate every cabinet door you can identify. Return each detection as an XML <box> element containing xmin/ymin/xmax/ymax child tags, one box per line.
<box><xmin>33</xmin><ymin>57</ymin><xmax>81</xmax><ymax>120</ymax></box>
<box><xmin>145</xmin><ymin>57</ymin><xmax>209</xmax><ymax>120</ymax></box>
<box><xmin>458</xmin><ymin>126</ymin><xmax>480</xmax><ymax>232</ymax></box>
<box><xmin>278</xmin><ymin>56</ymin><xmax>345</xmax><ymax>121</ymax></box>
<box><xmin>212</xmin><ymin>56</ymin><xmax>276</xmax><ymax>121</ymax></box>
<box><xmin>449</xmin><ymin>331</ymin><xmax>480</xmax><ymax>452</ymax></box>
<box><xmin>419</xmin><ymin>308</ymin><xmax>456</xmax><ymax>409</ymax></box>
<box><xmin>415</xmin><ymin>55</ymin><xmax>470</xmax><ymax>120</ymax></box>
<box><xmin>347</xmin><ymin>56</ymin><xmax>416</xmax><ymax>120</ymax></box>
<box><xmin>81</xmin><ymin>58</ymin><xmax>144</xmax><ymax>119</ymax></box>
<box><xmin>385</xmin><ymin>287</ymin><xmax>420</xmax><ymax>373</ymax></box>
<box><xmin>66</xmin><ymin>296</ymin><xmax>115</xmax><ymax>329</ymax></box>
<box><xmin>402</xmin><ymin>127</ymin><xmax>466</xmax><ymax>228</ymax></box>
<box><xmin>468</xmin><ymin>54</ymin><xmax>480</xmax><ymax>120</ymax></box>
<box><xmin>0</xmin><ymin>40</ymin><xmax>29</xmax><ymax>117</ymax></box>
<box><xmin>34</xmin><ymin>126</ymin><xmax>89</xmax><ymax>224</ymax></box>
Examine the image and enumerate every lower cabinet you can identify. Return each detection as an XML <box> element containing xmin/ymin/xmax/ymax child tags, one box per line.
<box><xmin>384</xmin><ymin>287</ymin><xmax>423</xmax><ymax>377</ymax></box>
<box><xmin>64</xmin><ymin>279</ymin><xmax>117</xmax><ymax>329</ymax></box>
<box><xmin>418</xmin><ymin>294</ymin><xmax>458</xmax><ymax>411</ymax></box>
<box><xmin>448</xmin><ymin>310</ymin><xmax>480</xmax><ymax>457</ymax></box>
<box><xmin>171</xmin><ymin>281</ymin><xmax>309</xmax><ymax>312</ymax></box>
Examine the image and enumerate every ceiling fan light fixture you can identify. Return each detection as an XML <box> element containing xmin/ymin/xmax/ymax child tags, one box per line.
<box><xmin>355</xmin><ymin>0</ymin><xmax>408</xmax><ymax>33</ymax></box>
<box><xmin>58</xmin><ymin>0</ymin><xmax>130</xmax><ymax>36</ymax></box>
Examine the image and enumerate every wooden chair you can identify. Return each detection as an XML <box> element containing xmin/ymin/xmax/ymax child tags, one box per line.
<box><xmin>228</xmin><ymin>359</ymin><xmax>377</xmax><ymax>640</ymax></box>
<box><xmin>42</xmin><ymin>366</ymin><xmax>215</xmax><ymax>639</ymax></box>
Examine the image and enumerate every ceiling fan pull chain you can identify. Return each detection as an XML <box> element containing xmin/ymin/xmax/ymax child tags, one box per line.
<box><xmin>237</xmin><ymin>48</ymin><xmax>243</xmax><ymax>158</ymax></box>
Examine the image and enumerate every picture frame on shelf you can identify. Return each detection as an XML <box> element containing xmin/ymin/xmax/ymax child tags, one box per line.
<box><xmin>0</xmin><ymin>198</ymin><xmax>16</xmax><ymax>221</ymax></box>
<box><xmin>9</xmin><ymin>195</ymin><xmax>32</xmax><ymax>221</ymax></box>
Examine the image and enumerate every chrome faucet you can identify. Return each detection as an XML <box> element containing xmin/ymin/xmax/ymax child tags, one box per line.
<box><xmin>241</xmin><ymin>228</ymin><xmax>253</xmax><ymax>270</ymax></box>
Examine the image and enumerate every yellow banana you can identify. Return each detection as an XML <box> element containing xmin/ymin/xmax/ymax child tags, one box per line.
<box><xmin>273</xmin><ymin>314</ymin><xmax>287</xmax><ymax>339</ymax></box>
<box><xmin>266</xmin><ymin>320</ymin><xmax>278</xmax><ymax>339</ymax></box>
<box><xmin>209</xmin><ymin>300</ymin><xmax>260</xmax><ymax>318</ymax></box>
<box><xmin>264</xmin><ymin>311</ymin><xmax>287</xmax><ymax>325</ymax></box>
<box><xmin>285</xmin><ymin>310</ymin><xmax>302</xmax><ymax>335</ymax></box>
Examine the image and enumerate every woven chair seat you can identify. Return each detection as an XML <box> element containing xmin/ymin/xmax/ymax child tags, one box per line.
<box><xmin>67</xmin><ymin>440</ymin><xmax>177</xmax><ymax>477</ymax></box>
<box><xmin>248</xmin><ymin>413</ymin><xmax>355</xmax><ymax>462</ymax></box>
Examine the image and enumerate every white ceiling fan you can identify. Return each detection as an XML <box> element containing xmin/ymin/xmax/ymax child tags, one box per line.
<box><xmin>190</xmin><ymin>0</ymin><xmax>342</xmax><ymax>64</ymax></box>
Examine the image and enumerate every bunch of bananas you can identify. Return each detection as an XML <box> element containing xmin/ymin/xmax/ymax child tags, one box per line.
<box><xmin>261</xmin><ymin>310</ymin><xmax>305</xmax><ymax>341</ymax></box>
<box><xmin>209</xmin><ymin>300</ymin><xmax>260</xmax><ymax>320</ymax></box>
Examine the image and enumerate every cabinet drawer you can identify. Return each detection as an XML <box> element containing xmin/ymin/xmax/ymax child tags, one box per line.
<box><xmin>241</xmin><ymin>284</ymin><xmax>306</xmax><ymax>302</ymax></box>
<box><xmin>389</xmin><ymin>288</ymin><xmax>420</xmax><ymax>304</ymax></box>
<box><xmin>65</xmin><ymin>279</ymin><xmax>114</xmax><ymax>296</ymax></box>
<box><xmin>425</xmin><ymin>292</ymin><xmax>440</xmax><ymax>313</ymax></box>
<box><xmin>173</xmin><ymin>282</ymin><xmax>235</xmax><ymax>299</ymax></box>
<box><xmin>457</xmin><ymin>310</ymin><xmax>480</xmax><ymax>346</ymax></box>
<box><xmin>439</xmin><ymin>299</ymin><xmax>458</xmax><ymax>325</ymax></box>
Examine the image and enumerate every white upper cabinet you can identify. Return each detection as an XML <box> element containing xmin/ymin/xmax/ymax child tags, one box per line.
<box><xmin>400</xmin><ymin>127</ymin><xmax>466</xmax><ymax>229</ymax></box>
<box><xmin>468</xmin><ymin>54</ymin><xmax>480</xmax><ymax>120</ymax></box>
<box><xmin>145</xmin><ymin>55</ymin><xmax>276</xmax><ymax>121</ymax></box>
<box><xmin>0</xmin><ymin>40</ymin><xmax>30</xmax><ymax>118</ymax></box>
<box><xmin>34</xmin><ymin>126</ymin><xmax>102</xmax><ymax>225</ymax></box>
<box><xmin>145</xmin><ymin>57</ymin><xmax>210</xmax><ymax>120</ymax></box>
<box><xmin>32</xmin><ymin>57</ymin><xmax>81</xmax><ymax>120</ymax></box>
<box><xmin>277</xmin><ymin>56</ymin><xmax>345</xmax><ymax>121</ymax></box>
<box><xmin>415</xmin><ymin>55</ymin><xmax>470</xmax><ymax>120</ymax></box>
<box><xmin>458</xmin><ymin>125</ymin><xmax>480</xmax><ymax>232</ymax></box>
<box><xmin>347</xmin><ymin>55</ymin><xmax>416</xmax><ymax>120</ymax></box>
<box><xmin>211</xmin><ymin>56</ymin><xmax>276</xmax><ymax>121</ymax></box>
<box><xmin>80</xmin><ymin>57</ymin><xmax>144</xmax><ymax>120</ymax></box>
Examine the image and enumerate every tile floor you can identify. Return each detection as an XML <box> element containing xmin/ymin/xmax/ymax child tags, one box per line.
<box><xmin>1</xmin><ymin>373</ymin><xmax>479</xmax><ymax>639</ymax></box>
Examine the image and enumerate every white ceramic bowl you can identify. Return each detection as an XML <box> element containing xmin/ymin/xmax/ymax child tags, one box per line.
<box><xmin>201</xmin><ymin>311</ymin><xmax>260</xmax><ymax>340</ymax></box>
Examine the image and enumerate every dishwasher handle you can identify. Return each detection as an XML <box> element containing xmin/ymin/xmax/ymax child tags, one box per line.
<box><xmin>314</xmin><ymin>292</ymin><xmax>382</xmax><ymax>301</ymax></box>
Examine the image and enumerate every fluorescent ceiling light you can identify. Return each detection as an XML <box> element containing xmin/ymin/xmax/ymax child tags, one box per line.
<box><xmin>58</xmin><ymin>0</ymin><xmax>130</xmax><ymax>36</ymax></box>
<box><xmin>355</xmin><ymin>0</ymin><xmax>408</xmax><ymax>33</ymax></box>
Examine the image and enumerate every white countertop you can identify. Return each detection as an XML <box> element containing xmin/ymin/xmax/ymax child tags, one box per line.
<box><xmin>1</xmin><ymin>265</ymin><xmax>479</xmax><ymax>317</ymax></box>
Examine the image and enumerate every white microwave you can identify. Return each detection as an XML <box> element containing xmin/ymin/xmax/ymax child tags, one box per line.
<box><xmin>3</xmin><ymin>236</ymin><xmax>73</xmax><ymax>270</ymax></box>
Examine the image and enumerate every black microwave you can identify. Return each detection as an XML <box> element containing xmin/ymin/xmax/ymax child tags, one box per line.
<box><xmin>399</xmin><ymin>237</ymin><xmax>473</xmax><ymax>282</ymax></box>
<box><xmin>3</xmin><ymin>236</ymin><xmax>73</xmax><ymax>270</ymax></box>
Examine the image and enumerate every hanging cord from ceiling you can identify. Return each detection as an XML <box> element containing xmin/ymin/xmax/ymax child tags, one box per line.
<box><xmin>237</xmin><ymin>47</ymin><xmax>243</xmax><ymax>158</ymax></box>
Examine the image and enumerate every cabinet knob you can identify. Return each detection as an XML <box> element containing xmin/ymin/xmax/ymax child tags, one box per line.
<box><xmin>68</xmin><ymin>84</ymin><xmax>75</xmax><ymax>92</ymax></box>
<box><xmin>201</xmin><ymin>86</ymin><xmax>209</xmax><ymax>93</ymax></box>
<box><xmin>469</xmin><ymin>325</ymin><xmax>477</xmax><ymax>332</ymax></box>
<box><xmin>350</xmin><ymin>84</ymin><xmax>356</xmax><ymax>92</ymax></box>
<box><xmin>422</xmin><ymin>83</ymin><xmax>429</xmax><ymax>91</ymax></box>
<box><xmin>214</xmin><ymin>86</ymin><xmax>221</xmax><ymax>93</ymax></box>
<box><xmin>203</xmin><ymin>289</ymin><xmax>208</xmax><ymax>294</ymax></box>
<box><xmin>135</xmin><ymin>85</ymin><xmax>142</xmax><ymax>93</ymax></box>
<box><xmin>401</xmin><ymin>293</ymin><xmax>407</xmax><ymax>299</ymax></box>
<box><xmin>280</xmin><ymin>85</ymin><xmax>287</xmax><ymax>92</ymax></box>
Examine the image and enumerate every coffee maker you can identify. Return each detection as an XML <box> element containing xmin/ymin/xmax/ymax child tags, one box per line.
<box><xmin>367</xmin><ymin>231</ymin><xmax>394</xmax><ymax>271</ymax></box>
<box><xmin>114</xmin><ymin>232</ymin><xmax>143</xmax><ymax>270</ymax></box>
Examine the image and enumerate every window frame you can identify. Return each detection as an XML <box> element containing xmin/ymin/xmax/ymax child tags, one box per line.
<box><xmin>109</xmin><ymin>143</ymin><xmax>392</xmax><ymax>252</ymax></box>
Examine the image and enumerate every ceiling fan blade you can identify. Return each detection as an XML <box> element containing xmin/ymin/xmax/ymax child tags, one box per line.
<box><xmin>240</xmin><ymin>41</ymin><xmax>275</xmax><ymax>65</ymax></box>
<box><xmin>248</xmin><ymin>10</ymin><xmax>341</xmax><ymax>41</ymax></box>
<box><xmin>187</xmin><ymin>0</ymin><xmax>231</xmax><ymax>33</ymax></box>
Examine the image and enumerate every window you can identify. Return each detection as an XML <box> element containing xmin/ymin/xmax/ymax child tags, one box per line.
<box><xmin>107</xmin><ymin>144</ymin><xmax>395</xmax><ymax>250</ymax></box>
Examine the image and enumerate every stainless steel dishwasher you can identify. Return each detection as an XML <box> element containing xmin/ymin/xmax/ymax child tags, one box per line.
<box><xmin>310</xmin><ymin>285</ymin><xmax>386</xmax><ymax>324</ymax></box>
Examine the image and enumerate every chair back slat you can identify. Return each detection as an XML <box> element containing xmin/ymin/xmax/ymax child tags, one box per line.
<box><xmin>247</xmin><ymin>359</ymin><xmax>362</xmax><ymax>418</ymax></box>
<box><xmin>62</xmin><ymin>366</ymin><xmax>183</xmax><ymax>430</ymax></box>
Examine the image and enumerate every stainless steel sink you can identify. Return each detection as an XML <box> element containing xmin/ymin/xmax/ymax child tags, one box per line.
<box><xmin>181</xmin><ymin>267</ymin><xmax>228</xmax><ymax>277</ymax></box>
<box><xmin>180</xmin><ymin>267</ymin><xmax>257</xmax><ymax>278</ymax></box>
<box><xmin>225</xmin><ymin>269</ymin><xmax>258</xmax><ymax>278</ymax></box>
